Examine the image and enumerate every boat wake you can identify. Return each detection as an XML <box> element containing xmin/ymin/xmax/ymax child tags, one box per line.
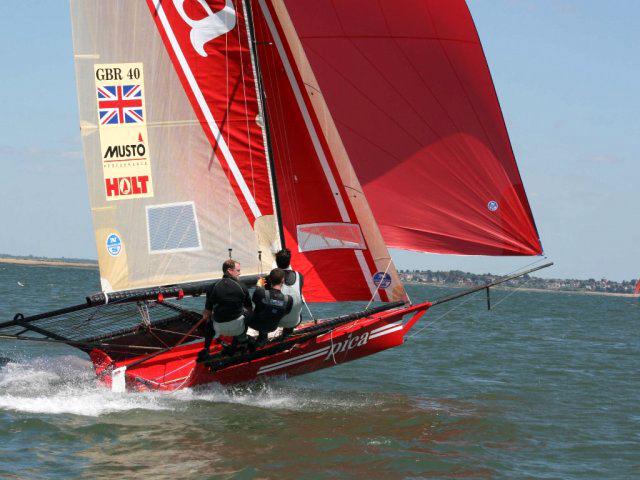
<box><xmin>0</xmin><ymin>355</ymin><xmax>171</xmax><ymax>416</ymax></box>
<box><xmin>0</xmin><ymin>355</ymin><xmax>375</xmax><ymax>417</ymax></box>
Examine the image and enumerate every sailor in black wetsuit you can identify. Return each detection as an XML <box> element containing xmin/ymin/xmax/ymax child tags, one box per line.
<box><xmin>247</xmin><ymin>268</ymin><xmax>293</xmax><ymax>346</ymax></box>
<box><xmin>198</xmin><ymin>259</ymin><xmax>252</xmax><ymax>360</ymax></box>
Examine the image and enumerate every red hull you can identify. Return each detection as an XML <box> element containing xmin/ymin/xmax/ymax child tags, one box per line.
<box><xmin>90</xmin><ymin>303</ymin><xmax>430</xmax><ymax>392</ymax></box>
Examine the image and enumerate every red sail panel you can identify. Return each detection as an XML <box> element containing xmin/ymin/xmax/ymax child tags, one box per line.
<box><xmin>146</xmin><ymin>0</ymin><xmax>273</xmax><ymax>225</ymax></box>
<box><xmin>281</xmin><ymin>0</ymin><xmax>542</xmax><ymax>256</ymax></box>
<box><xmin>252</xmin><ymin>1</ymin><xmax>401</xmax><ymax>302</ymax></box>
<box><xmin>634</xmin><ymin>280</ymin><xmax>640</xmax><ymax>296</ymax></box>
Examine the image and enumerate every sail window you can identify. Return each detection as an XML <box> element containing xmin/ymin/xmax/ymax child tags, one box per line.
<box><xmin>297</xmin><ymin>223</ymin><xmax>366</xmax><ymax>252</ymax></box>
<box><xmin>146</xmin><ymin>202</ymin><xmax>202</xmax><ymax>254</ymax></box>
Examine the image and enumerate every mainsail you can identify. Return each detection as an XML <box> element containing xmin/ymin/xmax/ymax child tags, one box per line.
<box><xmin>279</xmin><ymin>0</ymin><xmax>542</xmax><ymax>256</ymax></box>
<box><xmin>70</xmin><ymin>0</ymin><xmax>281</xmax><ymax>292</ymax></box>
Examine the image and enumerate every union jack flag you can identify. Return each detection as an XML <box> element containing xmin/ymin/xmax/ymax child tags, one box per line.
<box><xmin>97</xmin><ymin>85</ymin><xmax>144</xmax><ymax>125</ymax></box>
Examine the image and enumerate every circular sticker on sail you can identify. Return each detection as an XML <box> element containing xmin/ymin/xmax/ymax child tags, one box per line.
<box><xmin>106</xmin><ymin>233</ymin><xmax>122</xmax><ymax>257</ymax></box>
<box><xmin>373</xmin><ymin>272</ymin><xmax>392</xmax><ymax>289</ymax></box>
<box><xmin>487</xmin><ymin>200</ymin><xmax>499</xmax><ymax>212</ymax></box>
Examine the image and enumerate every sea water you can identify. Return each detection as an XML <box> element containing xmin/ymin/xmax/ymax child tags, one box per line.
<box><xmin>0</xmin><ymin>263</ymin><xmax>638</xmax><ymax>479</ymax></box>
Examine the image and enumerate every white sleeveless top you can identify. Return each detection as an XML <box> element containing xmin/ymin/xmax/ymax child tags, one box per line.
<box><xmin>279</xmin><ymin>270</ymin><xmax>303</xmax><ymax>328</ymax></box>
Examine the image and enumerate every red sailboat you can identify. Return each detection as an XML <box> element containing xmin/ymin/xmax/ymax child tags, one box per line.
<box><xmin>1</xmin><ymin>0</ymin><xmax>548</xmax><ymax>392</ymax></box>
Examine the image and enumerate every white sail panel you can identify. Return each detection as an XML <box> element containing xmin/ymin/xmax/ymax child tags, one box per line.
<box><xmin>70</xmin><ymin>0</ymin><xmax>277</xmax><ymax>292</ymax></box>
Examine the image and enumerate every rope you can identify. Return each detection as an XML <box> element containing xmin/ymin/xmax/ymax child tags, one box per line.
<box><xmin>151</xmin><ymin>359</ymin><xmax>196</xmax><ymax>383</ymax></box>
<box><xmin>501</xmin><ymin>255</ymin><xmax>549</xmax><ymax>278</ymax></box>
<box><xmin>149</xmin><ymin>328</ymin><xmax>202</xmax><ymax>340</ymax></box>
<box><xmin>301</xmin><ymin>296</ymin><xmax>316</xmax><ymax>324</ymax></box>
<box><xmin>406</xmin><ymin>289</ymin><xmax>481</xmax><ymax>340</ymax></box>
<box><xmin>406</xmin><ymin>262</ymin><xmax>543</xmax><ymax>340</ymax></box>
<box><xmin>490</xmin><ymin>276</ymin><xmax>533</xmax><ymax>309</ymax></box>
<box><xmin>329</xmin><ymin>327</ymin><xmax>338</xmax><ymax>365</ymax></box>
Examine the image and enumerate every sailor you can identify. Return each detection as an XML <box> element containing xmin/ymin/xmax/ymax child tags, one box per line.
<box><xmin>198</xmin><ymin>259</ymin><xmax>252</xmax><ymax>360</ymax></box>
<box><xmin>247</xmin><ymin>268</ymin><xmax>293</xmax><ymax>346</ymax></box>
<box><xmin>275</xmin><ymin>248</ymin><xmax>304</xmax><ymax>337</ymax></box>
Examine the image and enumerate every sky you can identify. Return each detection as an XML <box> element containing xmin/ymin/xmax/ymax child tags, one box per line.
<box><xmin>0</xmin><ymin>1</ymin><xmax>638</xmax><ymax>281</ymax></box>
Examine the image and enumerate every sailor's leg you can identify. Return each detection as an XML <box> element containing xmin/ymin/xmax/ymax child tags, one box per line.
<box><xmin>203</xmin><ymin>319</ymin><xmax>214</xmax><ymax>351</ymax></box>
<box><xmin>255</xmin><ymin>330</ymin><xmax>268</xmax><ymax>346</ymax></box>
<box><xmin>228</xmin><ymin>334</ymin><xmax>247</xmax><ymax>355</ymax></box>
<box><xmin>282</xmin><ymin>327</ymin><xmax>294</xmax><ymax>338</ymax></box>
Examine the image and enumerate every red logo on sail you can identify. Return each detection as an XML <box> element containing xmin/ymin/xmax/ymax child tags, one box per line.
<box><xmin>105</xmin><ymin>176</ymin><xmax>150</xmax><ymax>197</ymax></box>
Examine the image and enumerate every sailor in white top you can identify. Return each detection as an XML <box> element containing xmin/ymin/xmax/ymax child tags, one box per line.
<box><xmin>274</xmin><ymin>248</ymin><xmax>304</xmax><ymax>336</ymax></box>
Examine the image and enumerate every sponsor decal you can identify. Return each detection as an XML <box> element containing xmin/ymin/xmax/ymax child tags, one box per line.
<box><xmin>106</xmin><ymin>233</ymin><xmax>122</xmax><ymax>257</ymax></box>
<box><xmin>105</xmin><ymin>176</ymin><xmax>150</xmax><ymax>198</ymax></box>
<box><xmin>487</xmin><ymin>200</ymin><xmax>499</xmax><ymax>212</ymax></box>
<box><xmin>97</xmin><ymin>85</ymin><xmax>144</xmax><ymax>125</ymax></box>
<box><xmin>94</xmin><ymin>63</ymin><xmax>154</xmax><ymax>201</ymax></box>
<box><xmin>174</xmin><ymin>0</ymin><xmax>237</xmax><ymax>56</ymax></box>
<box><xmin>373</xmin><ymin>271</ymin><xmax>392</xmax><ymax>289</ymax></box>
<box><xmin>103</xmin><ymin>138</ymin><xmax>146</xmax><ymax>159</ymax></box>
<box><xmin>257</xmin><ymin>323</ymin><xmax>404</xmax><ymax>374</ymax></box>
<box><xmin>324</xmin><ymin>332</ymin><xmax>370</xmax><ymax>360</ymax></box>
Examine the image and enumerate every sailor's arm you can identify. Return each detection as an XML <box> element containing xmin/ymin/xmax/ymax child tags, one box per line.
<box><xmin>202</xmin><ymin>283</ymin><xmax>216</xmax><ymax>321</ymax></box>
<box><xmin>242</xmin><ymin>283</ymin><xmax>253</xmax><ymax>313</ymax></box>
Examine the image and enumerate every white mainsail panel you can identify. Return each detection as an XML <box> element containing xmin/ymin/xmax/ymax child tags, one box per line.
<box><xmin>70</xmin><ymin>0</ymin><xmax>274</xmax><ymax>292</ymax></box>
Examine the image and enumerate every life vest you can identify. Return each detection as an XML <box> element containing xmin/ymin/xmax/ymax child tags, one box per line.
<box><xmin>256</xmin><ymin>290</ymin><xmax>291</xmax><ymax>328</ymax></box>
<box><xmin>279</xmin><ymin>270</ymin><xmax>303</xmax><ymax>329</ymax></box>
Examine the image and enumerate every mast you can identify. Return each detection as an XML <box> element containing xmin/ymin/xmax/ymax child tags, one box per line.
<box><xmin>243</xmin><ymin>0</ymin><xmax>286</xmax><ymax>249</ymax></box>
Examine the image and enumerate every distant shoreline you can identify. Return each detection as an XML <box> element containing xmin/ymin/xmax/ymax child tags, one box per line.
<box><xmin>0</xmin><ymin>258</ymin><xmax>97</xmax><ymax>269</ymax></box>
<box><xmin>2</xmin><ymin>258</ymin><xmax>636</xmax><ymax>298</ymax></box>
<box><xmin>404</xmin><ymin>282</ymin><xmax>638</xmax><ymax>298</ymax></box>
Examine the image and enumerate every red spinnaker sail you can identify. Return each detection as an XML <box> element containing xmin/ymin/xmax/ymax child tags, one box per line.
<box><xmin>281</xmin><ymin>0</ymin><xmax>542</xmax><ymax>256</ymax></box>
<box><xmin>634</xmin><ymin>280</ymin><xmax>640</xmax><ymax>296</ymax></box>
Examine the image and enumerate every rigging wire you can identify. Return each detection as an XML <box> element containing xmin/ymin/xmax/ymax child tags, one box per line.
<box><xmin>405</xmin><ymin>260</ymin><xmax>545</xmax><ymax>340</ymax></box>
<box><xmin>405</xmin><ymin>290</ymin><xmax>481</xmax><ymax>340</ymax></box>
<box><xmin>488</xmin><ymin>276</ymin><xmax>534</xmax><ymax>310</ymax></box>
<box><xmin>302</xmin><ymin>297</ymin><xmax>316</xmax><ymax>324</ymax></box>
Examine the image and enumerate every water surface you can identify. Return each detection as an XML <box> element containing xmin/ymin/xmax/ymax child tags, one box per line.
<box><xmin>0</xmin><ymin>264</ymin><xmax>638</xmax><ymax>479</ymax></box>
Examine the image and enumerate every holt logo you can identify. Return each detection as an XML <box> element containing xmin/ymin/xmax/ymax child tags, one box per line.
<box><xmin>106</xmin><ymin>175</ymin><xmax>150</xmax><ymax>197</ymax></box>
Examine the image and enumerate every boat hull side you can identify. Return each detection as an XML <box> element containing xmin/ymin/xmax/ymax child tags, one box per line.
<box><xmin>92</xmin><ymin>302</ymin><xmax>430</xmax><ymax>391</ymax></box>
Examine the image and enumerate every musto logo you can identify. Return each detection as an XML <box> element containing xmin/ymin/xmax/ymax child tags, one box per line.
<box><xmin>105</xmin><ymin>175</ymin><xmax>150</xmax><ymax>197</ymax></box>
<box><xmin>103</xmin><ymin>142</ymin><xmax>146</xmax><ymax>159</ymax></box>
<box><xmin>324</xmin><ymin>332</ymin><xmax>370</xmax><ymax>360</ymax></box>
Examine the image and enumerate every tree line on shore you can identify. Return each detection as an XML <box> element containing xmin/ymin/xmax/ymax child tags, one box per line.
<box><xmin>399</xmin><ymin>270</ymin><xmax>639</xmax><ymax>294</ymax></box>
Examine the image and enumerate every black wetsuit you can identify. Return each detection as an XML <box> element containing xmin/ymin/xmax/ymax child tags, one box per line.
<box><xmin>205</xmin><ymin>274</ymin><xmax>251</xmax><ymax>323</ymax></box>
<box><xmin>247</xmin><ymin>287</ymin><xmax>293</xmax><ymax>341</ymax></box>
<box><xmin>202</xmin><ymin>274</ymin><xmax>252</xmax><ymax>353</ymax></box>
